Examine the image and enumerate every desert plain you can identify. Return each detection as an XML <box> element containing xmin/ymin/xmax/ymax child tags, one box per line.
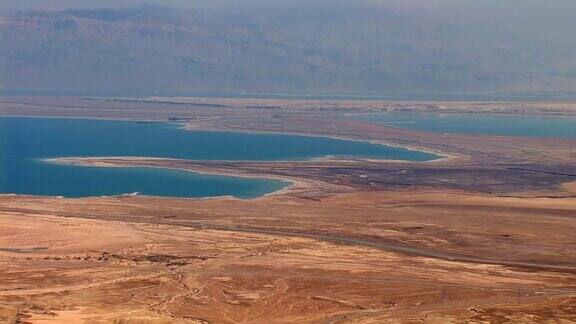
<box><xmin>1</xmin><ymin>96</ymin><xmax>576</xmax><ymax>323</ymax></box>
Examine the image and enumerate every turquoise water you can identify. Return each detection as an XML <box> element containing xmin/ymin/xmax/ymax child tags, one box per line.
<box><xmin>353</xmin><ymin>113</ymin><xmax>576</xmax><ymax>139</ymax></box>
<box><xmin>0</xmin><ymin>118</ymin><xmax>435</xmax><ymax>198</ymax></box>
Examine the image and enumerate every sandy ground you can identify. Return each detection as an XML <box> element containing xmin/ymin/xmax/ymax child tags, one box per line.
<box><xmin>1</xmin><ymin>97</ymin><xmax>576</xmax><ymax>323</ymax></box>
<box><xmin>561</xmin><ymin>181</ymin><xmax>576</xmax><ymax>194</ymax></box>
<box><xmin>1</xmin><ymin>189</ymin><xmax>575</xmax><ymax>323</ymax></box>
<box><xmin>3</xmin><ymin>96</ymin><xmax>576</xmax><ymax>116</ymax></box>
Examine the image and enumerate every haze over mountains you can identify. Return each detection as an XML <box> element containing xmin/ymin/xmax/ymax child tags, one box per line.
<box><xmin>1</xmin><ymin>1</ymin><xmax>576</xmax><ymax>96</ymax></box>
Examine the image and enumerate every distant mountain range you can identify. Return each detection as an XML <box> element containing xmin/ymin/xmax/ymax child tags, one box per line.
<box><xmin>1</xmin><ymin>3</ymin><xmax>576</xmax><ymax>96</ymax></box>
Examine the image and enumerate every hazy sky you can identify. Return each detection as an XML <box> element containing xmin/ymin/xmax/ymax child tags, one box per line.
<box><xmin>0</xmin><ymin>0</ymin><xmax>295</xmax><ymax>12</ymax></box>
<box><xmin>3</xmin><ymin>0</ymin><xmax>576</xmax><ymax>12</ymax></box>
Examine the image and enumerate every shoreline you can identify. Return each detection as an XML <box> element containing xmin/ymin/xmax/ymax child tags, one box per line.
<box><xmin>3</xmin><ymin>110</ymin><xmax>574</xmax><ymax>200</ymax></box>
<box><xmin>180</xmin><ymin>123</ymin><xmax>457</xmax><ymax>163</ymax></box>
<box><xmin>0</xmin><ymin>115</ymin><xmax>450</xmax><ymax>162</ymax></box>
<box><xmin>44</xmin><ymin>157</ymin><xmax>342</xmax><ymax>200</ymax></box>
<box><xmin>4</xmin><ymin>109</ymin><xmax>573</xmax><ymax>167</ymax></box>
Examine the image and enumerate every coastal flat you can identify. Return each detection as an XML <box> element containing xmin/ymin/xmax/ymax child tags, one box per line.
<box><xmin>1</xmin><ymin>97</ymin><xmax>576</xmax><ymax>323</ymax></box>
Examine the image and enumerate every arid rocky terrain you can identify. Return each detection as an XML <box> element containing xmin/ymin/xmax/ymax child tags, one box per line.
<box><xmin>1</xmin><ymin>96</ymin><xmax>575</xmax><ymax>323</ymax></box>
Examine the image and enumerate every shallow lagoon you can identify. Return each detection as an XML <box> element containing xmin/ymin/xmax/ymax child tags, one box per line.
<box><xmin>353</xmin><ymin>113</ymin><xmax>576</xmax><ymax>139</ymax></box>
<box><xmin>0</xmin><ymin>118</ymin><xmax>436</xmax><ymax>198</ymax></box>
